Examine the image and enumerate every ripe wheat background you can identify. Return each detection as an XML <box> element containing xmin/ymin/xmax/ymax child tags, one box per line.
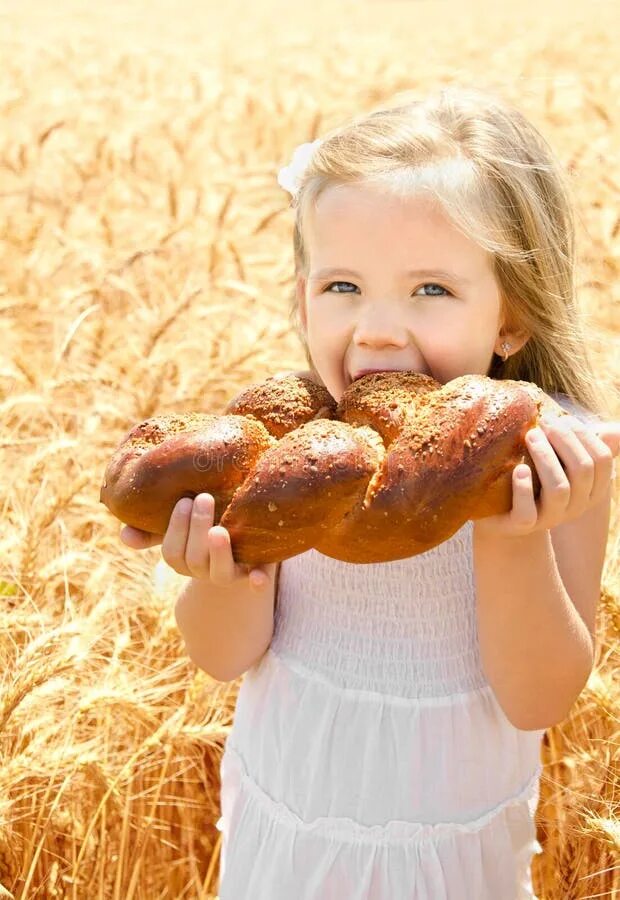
<box><xmin>1</xmin><ymin>0</ymin><xmax>618</xmax><ymax>897</ymax></box>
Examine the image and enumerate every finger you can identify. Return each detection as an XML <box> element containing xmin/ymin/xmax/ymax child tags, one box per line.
<box><xmin>593</xmin><ymin>422</ymin><xmax>620</xmax><ymax>457</ymax></box>
<box><xmin>161</xmin><ymin>497</ymin><xmax>193</xmax><ymax>573</ymax></box>
<box><xmin>526</xmin><ymin>426</ymin><xmax>571</xmax><ymax>516</ymax></box>
<box><xmin>207</xmin><ymin>525</ymin><xmax>237</xmax><ymax>585</ymax></box>
<box><xmin>577</xmin><ymin>427</ymin><xmax>616</xmax><ymax>503</ymax></box>
<box><xmin>184</xmin><ymin>493</ymin><xmax>216</xmax><ymax>578</ymax></box>
<box><xmin>120</xmin><ymin>525</ymin><xmax>163</xmax><ymax>549</ymax></box>
<box><xmin>539</xmin><ymin>417</ymin><xmax>594</xmax><ymax>509</ymax></box>
<box><xmin>511</xmin><ymin>464</ymin><xmax>538</xmax><ymax>530</ymax></box>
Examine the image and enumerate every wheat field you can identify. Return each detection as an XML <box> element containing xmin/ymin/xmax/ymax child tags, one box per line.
<box><xmin>0</xmin><ymin>0</ymin><xmax>619</xmax><ymax>897</ymax></box>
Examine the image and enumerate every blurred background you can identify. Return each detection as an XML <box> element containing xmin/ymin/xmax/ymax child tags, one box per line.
<box><xmin>1</xmin><ymin>0</ymin><xmax>618</xmax><ymax>896</ymax></box>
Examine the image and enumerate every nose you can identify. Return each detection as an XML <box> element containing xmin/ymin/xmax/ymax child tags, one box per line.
<box><xmin>353</xmin><ymin>302</ymin><xmax>408</xmax><ymax>348</ymax></box>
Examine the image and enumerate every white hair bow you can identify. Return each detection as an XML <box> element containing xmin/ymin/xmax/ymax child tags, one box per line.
<box><xmin>277</xmin><ymin>139</ymin><xmax>322</xmax><ymax>197</ymax></box>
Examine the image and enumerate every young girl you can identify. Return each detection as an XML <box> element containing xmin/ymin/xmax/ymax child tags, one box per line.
<box><xmin>121</xmin><ymin>86</ymin><xmax>620</xmax><ymax>899</ymax></box>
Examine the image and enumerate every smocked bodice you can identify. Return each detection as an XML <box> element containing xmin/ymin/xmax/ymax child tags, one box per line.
<box><xmin>271</xmin><ymin>519</ymin><xmax>487</xmax><ymax>698</ymax></box>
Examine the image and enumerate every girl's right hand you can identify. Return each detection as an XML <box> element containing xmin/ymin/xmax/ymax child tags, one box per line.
<box><xmin>122</xmin><ymin>493</ymin><xmax>276</xmax><ymax>591</ymax></box>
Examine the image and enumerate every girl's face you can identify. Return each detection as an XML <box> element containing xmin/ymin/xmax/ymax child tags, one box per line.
<box><xmin>296</xmin><ymin>181</ymin><xmax>527</xmax><ymax>402</ymax></box>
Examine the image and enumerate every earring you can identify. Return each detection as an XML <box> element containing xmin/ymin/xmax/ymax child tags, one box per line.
<box><xmin>500</xmin><ymin>341</ymin><xmax>511</xmax><ymax>362</ymax></box>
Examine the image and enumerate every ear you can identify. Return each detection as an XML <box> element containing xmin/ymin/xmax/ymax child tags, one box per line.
<box><xmin>296</xmin><ymin>274</ymin><xmax>308</xmax><ymax>332</ymax></box>
<box><xmin>494</xmin><ymin>325</ymin><xmax>530</xmax><ymax>359</ymax></box>
<box><xmin>495</xmin><ymin>332</ymin><xmax>530</xmax><ymax>358</ymax></box>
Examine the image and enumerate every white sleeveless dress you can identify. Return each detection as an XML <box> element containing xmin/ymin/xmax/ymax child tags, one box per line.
<box><xmin>215</xmin><ymin>392</ymin><xmax>602</xmax><ymax>900</ymax></box>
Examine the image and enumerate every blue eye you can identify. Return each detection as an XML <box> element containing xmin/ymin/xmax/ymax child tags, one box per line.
<box><xmin>323</xmin><ymin>281</ymin><xmax>451</xmax><ymax>296</ymax></box>
<box><xmin>417</xmin><ymin>283</ymin><xmax>450</xmax><ymax>297</ymax></box>
<box><xmin>324</xmin><ymin>281</ymin><xmax>358</xmax><ymax>293</ymax></box>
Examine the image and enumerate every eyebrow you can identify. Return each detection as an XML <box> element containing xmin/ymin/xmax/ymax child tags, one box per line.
<box><xmin>308</xmin><ymin>267</ymin><xmax>471</xmax><ymax>284</ymax></box>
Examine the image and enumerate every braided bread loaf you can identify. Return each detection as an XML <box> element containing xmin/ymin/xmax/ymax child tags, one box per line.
<box><xmin>100</xmin><ymin>371</ymin><xmax>568</xmax><ymax>564</ymax></box>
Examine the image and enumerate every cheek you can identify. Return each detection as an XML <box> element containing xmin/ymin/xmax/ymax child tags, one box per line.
<box><xmin>306</xmin><ymin>304</ymin><xmax>343</xmax><ymax>345</ymax></box>
<box><xmin>305</xmin><ymin>317</ymin><xmax>325</xmax><ymax>351</ymax></box>
<box><xmin>430</xmin><ymin>338</ymin><xmax>494</xmax><ymax>382</ymax></box>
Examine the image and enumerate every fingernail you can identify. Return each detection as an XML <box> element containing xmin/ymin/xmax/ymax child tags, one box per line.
<box><xmin>177</xmin><ymin>498</ymin><xmax>193</xmax><ymax>514</ymax></box>
<box><xmin>195</xmin><ymin>493</ymin><xmax>213</xmax><ymax>509</ymax></box>
<box><xmin>528</xmin><ymin>428</ymin><xmax>543</xmax><ymax>442</ymax></box>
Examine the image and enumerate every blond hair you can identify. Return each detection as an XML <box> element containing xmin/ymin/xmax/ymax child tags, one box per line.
<box><xmin>286</xmin><ymin>85</ymin><xmax>612</xmax><ymax>420</ymax></box>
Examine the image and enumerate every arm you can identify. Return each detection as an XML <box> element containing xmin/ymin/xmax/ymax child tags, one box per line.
<box><xmin>472</xmin><ymin>482</ymin><xmax>611</xmax><ymax>731</ymax></box>
<box><xmin>175</xmin><ymin>564</ymin><xmax>279</xmax><ymax>682</ymax></box>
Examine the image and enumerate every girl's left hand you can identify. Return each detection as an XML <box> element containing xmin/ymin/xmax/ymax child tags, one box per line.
<box><xmin>474</xmin><ymin>415</ymin><xmax>620</xmax><ymax>539</ymax></box>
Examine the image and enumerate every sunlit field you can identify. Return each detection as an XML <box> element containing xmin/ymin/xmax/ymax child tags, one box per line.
<box><xmin>1</xmin><ymin>0</ymin><xmax>619</xmax><ymax>896</ymax></box>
